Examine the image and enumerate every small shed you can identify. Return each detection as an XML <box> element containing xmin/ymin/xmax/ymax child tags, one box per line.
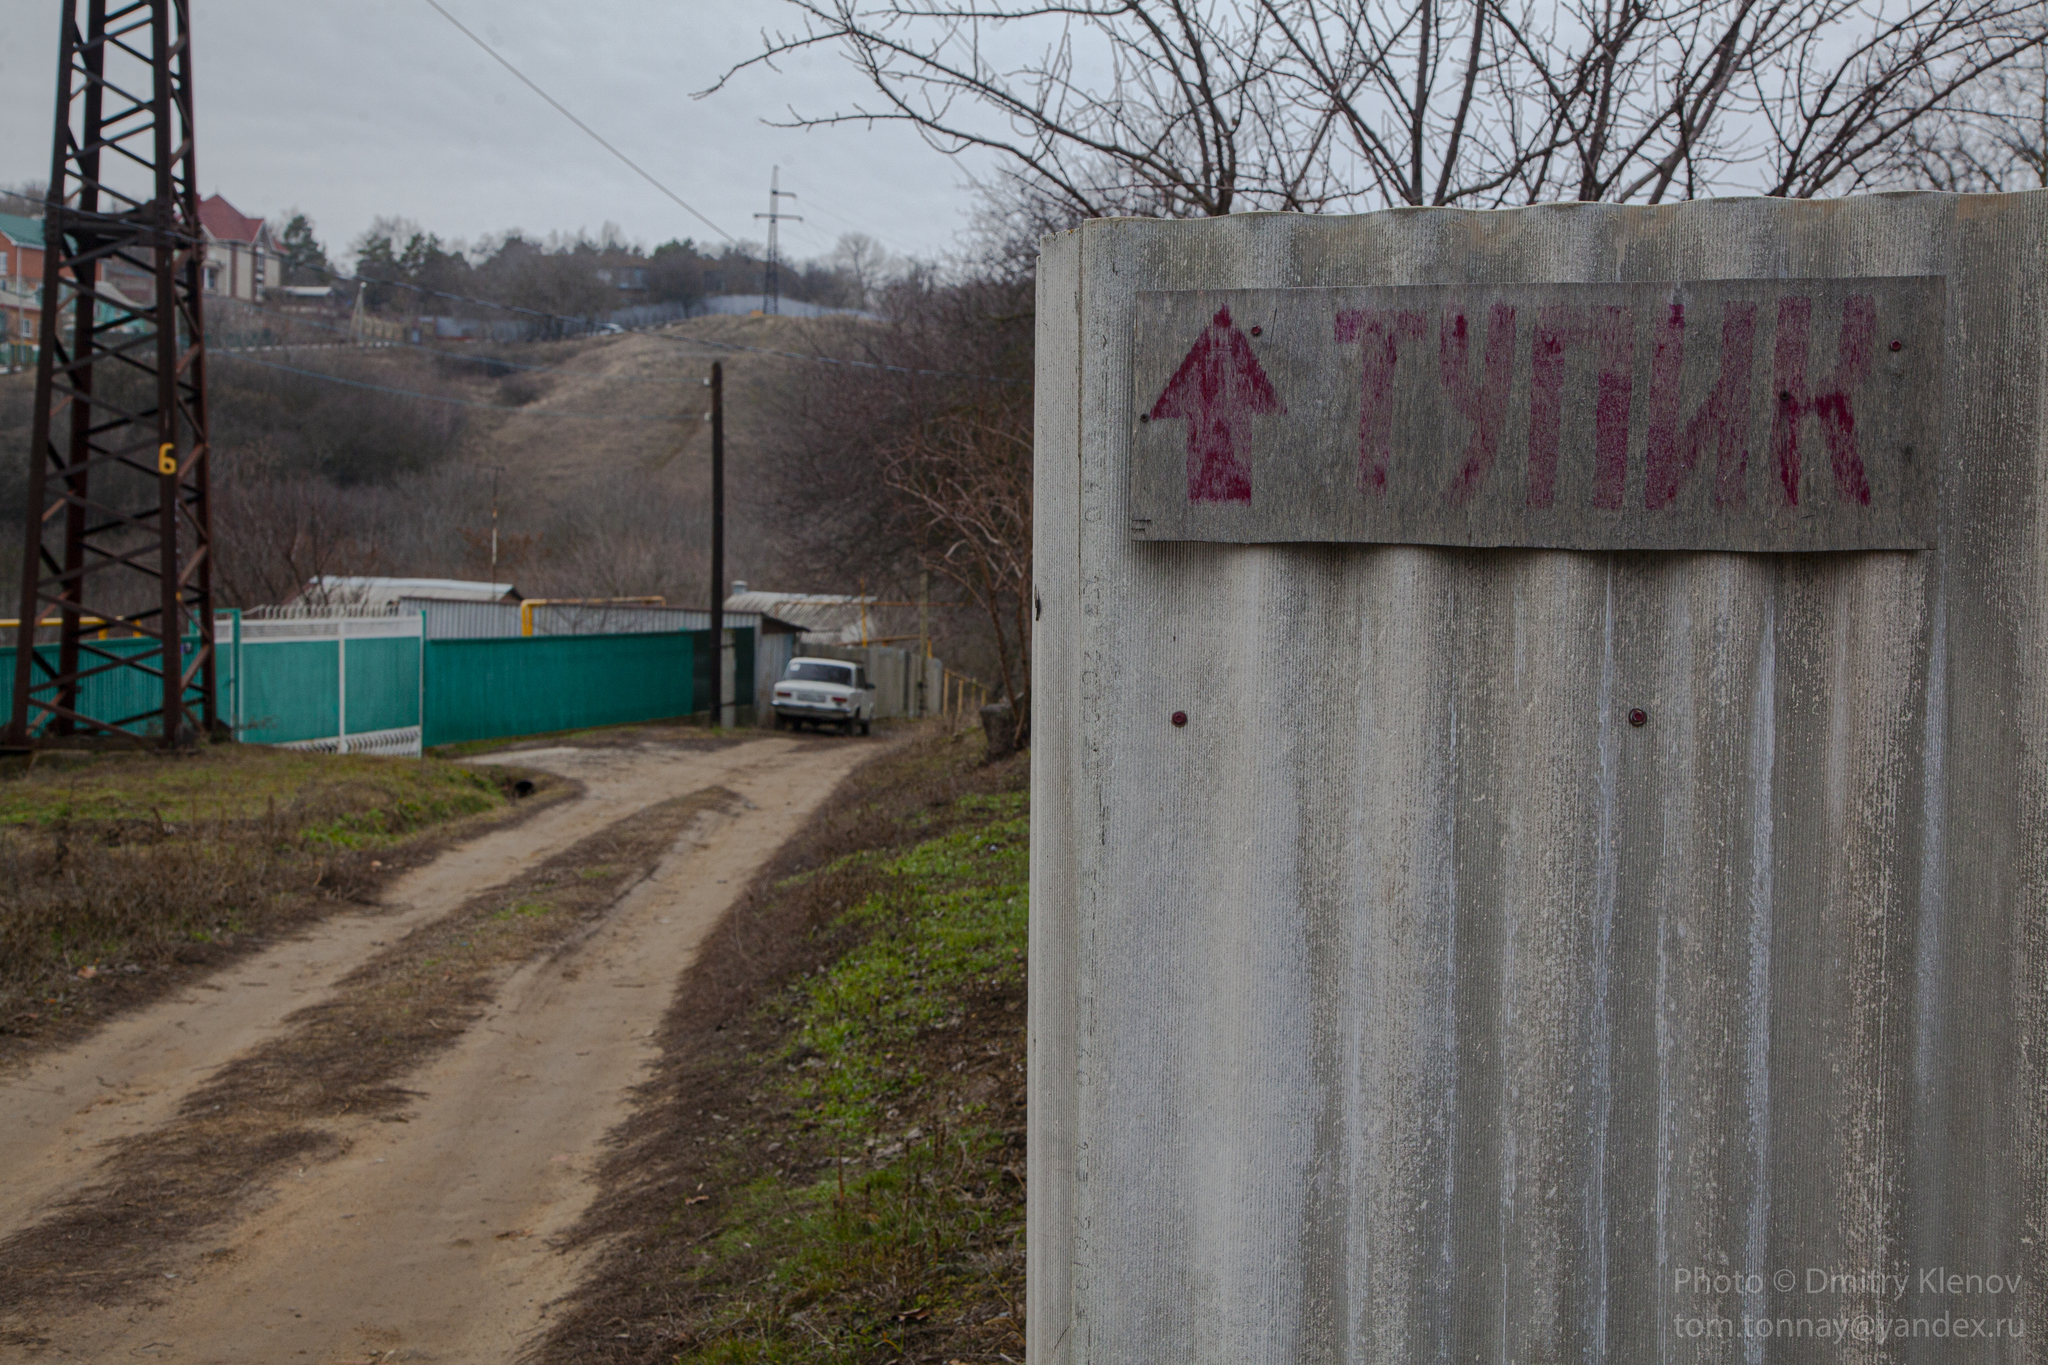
<box><xmin>724</xmin><ymin>584</ymin><xmax>877</xmax><ymax>646</ymax></box>
<box><xmin>722</xmin><ymin>586</ymin><xmax>807</xmax><ymax>721</ymax></box>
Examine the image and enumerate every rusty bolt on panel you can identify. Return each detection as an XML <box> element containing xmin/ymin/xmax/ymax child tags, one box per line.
<box><xmin>1891</xmin><ymin>339</ymin><xmax>1904</xmax><ymax>351</ymax></box>
<box><xmin>1171</xmin><ymin>711</ymin><xmax>1189</xmax><ymax>727</ymax></box>
<box><xmin>1250</xmin><ymin>326</ymin><xmax>1262</xmax><ymax>336</ymax></box>
<box><xmin>1628</xmin><ymin>708</ymin><xmax>1649</xmax><ymax>728</ymax></box>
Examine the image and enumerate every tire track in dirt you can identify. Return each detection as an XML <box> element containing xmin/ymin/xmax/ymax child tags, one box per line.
<box><xmin>0</xmin><ymin>734</ymin><xmax>875</xmax><ymax>1362</ymax></box>
<box><xmin>0</xmin><ymin>739</ymin><xmax>775</xmax><ymax>1240</ymax></box>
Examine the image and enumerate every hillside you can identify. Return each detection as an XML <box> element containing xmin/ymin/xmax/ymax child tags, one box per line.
<box><xmin>1</xmin><ymin>311</ymin><xmax>895</xmax><ymax>618</ymax></box>
<box><xmin>448</xmin><ymin>313</ymin><xmax>867</xmax><ymax>593</ymax></box>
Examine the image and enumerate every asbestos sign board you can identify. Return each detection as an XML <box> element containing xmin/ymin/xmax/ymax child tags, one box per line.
<box><xmin>1129</xmin><ymin>278</ymin><xmax>1943</xmax><ymax>551</ymax></box>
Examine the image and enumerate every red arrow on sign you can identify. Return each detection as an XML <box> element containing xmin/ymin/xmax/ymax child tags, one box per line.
<box><xmin>1148</xmin><ymin>306</ymin><xmax>1283</xmax><ymax>503</ymax></box>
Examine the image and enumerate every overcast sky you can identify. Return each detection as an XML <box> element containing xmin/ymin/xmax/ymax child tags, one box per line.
<box><xmin>0</xmin><ymin>0</ymin><xmax>997</xmax><ymax>268</ymax></box>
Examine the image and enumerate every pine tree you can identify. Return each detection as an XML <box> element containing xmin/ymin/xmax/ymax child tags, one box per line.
<box><xmin>277</xmin><ymin>212</ymin><xmax>330</xmax><ymax>285</ymax></box>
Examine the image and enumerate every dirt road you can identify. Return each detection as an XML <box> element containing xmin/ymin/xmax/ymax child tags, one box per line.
<box><xmin>0</xmin><ymin>734</ymin><xmax>872</xmax><ymax>1362</ymax></box>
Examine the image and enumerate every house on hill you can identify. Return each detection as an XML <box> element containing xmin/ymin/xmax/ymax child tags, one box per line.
<box><xmin>0</xmin><ymin>210</ymin><xmax>119</xmax><ymax>372</ymax></box>
<box><xmin>198</xmin><ymin>194</ymin><xmax>278</xmax><ymax>301</ymax></box>
<box><xmin>0</xmin><ymin>212</ymin><xmax>43</xmax><ymax>371</ymax></box>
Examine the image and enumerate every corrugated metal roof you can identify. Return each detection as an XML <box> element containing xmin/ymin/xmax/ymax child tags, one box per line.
<box><xmin>399</xmin><ymin>599</ymin><xmax>521</xmax><ymax>640</ymax></box>
<box><xmin>0</xmin><ymin>212</ymin><xmax>43</xmax><ymax>249</ymax></box>
<box><xmin>724</xmin><ymin>590</ymin><xmax>872</xmax><ymax>643</ymax></box>
<box><xmin>301</xmin><ymin>577</ymin><xmax>519</xmax><ymax>608</ymax></box>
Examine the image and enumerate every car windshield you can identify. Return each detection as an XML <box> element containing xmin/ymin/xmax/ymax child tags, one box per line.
<box><xmin>787</xmin><ymin>662</ymin><xmax>853</xmax><ymax>685</ymax></box>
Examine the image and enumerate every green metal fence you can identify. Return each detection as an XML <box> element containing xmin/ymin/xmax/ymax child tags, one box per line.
<box><xmin>236</xmin><ymin>613</ymin><xmax>423</xmax><ymax>754</ymax></box>
<box><xmin>7</xmin><ymin>617</ymin><xmax>750</xmax><ymax>751</ymax></box>
<box><xmin>237</xmin><ymin>636</ymin><xmax>338</xmax><ymax>744</ymax></box>
<box><xmin>2</xmin><ymin>617</ymin><xmax>237</xmax><ymax>739</ymax></box>
<box><xmin>422</xmin><ymin>629</ymin><xmax>708</xmax><ymax>748</ymax></box>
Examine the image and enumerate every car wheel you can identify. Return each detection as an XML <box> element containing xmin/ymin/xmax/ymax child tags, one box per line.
<box><xmin>859</xmin><ymin>717</ymin><xmax>871</xmax><ymax>736</ymax></box>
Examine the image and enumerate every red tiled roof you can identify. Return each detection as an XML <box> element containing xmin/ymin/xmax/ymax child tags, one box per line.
<box><xmin>198</xmin><ymin>194</ymin><xmax>265</xmax><ymax>244</ymax></box>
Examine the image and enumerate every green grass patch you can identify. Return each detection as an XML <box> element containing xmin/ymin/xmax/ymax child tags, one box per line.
<box><xmin>782</xmin><ymin>817</ymin><xmax>1027</xmax><ymax>1130</ymax></box>
<box><xmin>493</xmin><ymin>899</ymin><xmax>556</xmax><ymax>921</ymax></box>
<box><xmin>665</xmin><ymin>794</ymin><xmax>1027</xmax><ymax>1361</ymax></box>
<box><xmin>0</xmin><ymin>746</ymin><xmax>502</xmax><ymax>833</ymax></box>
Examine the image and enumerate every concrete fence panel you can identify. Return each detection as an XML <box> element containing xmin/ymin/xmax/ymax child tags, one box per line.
<box><xmin>1031</xmin><ymin>193</ymin><xmax>2047</xmax><ymax>1363</ymax></box>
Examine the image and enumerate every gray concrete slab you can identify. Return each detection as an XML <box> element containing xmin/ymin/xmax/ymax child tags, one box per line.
<box><xmin>1030</xmin><ymin>192</ymin><xmax>2047</xmax><ymax>1364</ymax></box>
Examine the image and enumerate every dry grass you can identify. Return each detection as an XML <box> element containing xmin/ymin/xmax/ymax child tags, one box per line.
<box><xmin>0</xmin><ymin>784</ymin><xmax>740</xmax><ymax>1328</ymax></box>
<box><xmin>0</xmin><ymin>746</ymin><xmax>565</xmax><ymax>1056</ymax></box>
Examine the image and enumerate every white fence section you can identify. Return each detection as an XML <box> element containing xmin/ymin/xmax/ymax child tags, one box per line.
<box><xmin>277</xmin><ymin>727</ymin><xmax>424</xmax><ymax>758</ymax></box>
<box><xmin>239</xmin><ymin>611</ymin><xmax>425</xmax><ymax>756</ymax></box>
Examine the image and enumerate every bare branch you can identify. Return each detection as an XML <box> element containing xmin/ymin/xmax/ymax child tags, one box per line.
<box><xmin>717</xmin><ymin>0</ymin><xmax>2048</xmax><ymax>218</ymax></box>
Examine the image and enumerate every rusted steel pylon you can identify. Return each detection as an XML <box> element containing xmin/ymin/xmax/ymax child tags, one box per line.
<box><xmin>6</xmin><ymin>0</ymin><xmax>216</xmax><ymax>748</ymax></box>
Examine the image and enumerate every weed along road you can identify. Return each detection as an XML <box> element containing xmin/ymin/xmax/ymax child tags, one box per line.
<box><xmin>0</xmin><ymin>732</ymin><xmax>875</xmax><ymax>1363</ymax></box>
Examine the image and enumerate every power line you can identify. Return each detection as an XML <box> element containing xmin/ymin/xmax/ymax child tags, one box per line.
<box><xmin>213</xmin><ymin>351</ymin><xmax>705</xmax><ymax>420</ymax></box>
<box><xmin>419</xmin><ymin>0</ymin><xmax>734</xmax><ymax>244</ymax></box>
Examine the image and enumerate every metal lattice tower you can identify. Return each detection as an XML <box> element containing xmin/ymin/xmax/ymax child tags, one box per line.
<box><xmin>755</xmin><ymin>165</ymin><xmax>800</xmax><ymax>316</ymax></box>
<box><xmin>6</xmin><ymin>0</ymin><xmax>216</xmax><ymax>749</ymax></box>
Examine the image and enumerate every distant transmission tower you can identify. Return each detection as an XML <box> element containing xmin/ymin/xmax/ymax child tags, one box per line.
<box><xmin>5</xmin><ymin>0</ymin><xmax>216</xmax><ymax>750</ymax></box>
<box><xmin>755</xmin><ymin>166</ymin><xmax>801</xmax><ymax>316</ymax></box>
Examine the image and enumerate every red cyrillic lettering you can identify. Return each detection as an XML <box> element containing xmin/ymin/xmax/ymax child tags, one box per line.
<box><xmin>1592</xmin><ymin>305</ymin><xmax>1633</xmax><ymax>509</ymax></box>
<box><xmin>1526</xmin><ymin>304</ymin><xmax>1631</xmax><ymax>508</ymax></box>
<box><xmin>1336</xmin><ymin>307</ymin><xmax>1426</xmax><ymax>493</ymax></box>
<box><xmin>1770</xmin><ymin>295</ymin><xmax>1875</xmax><ymax>506</ymax></box>
<box><xmin>1644</xmin><ymin>301</ymin><xmax>1760</xmax><ymax>510</ymax></box>
<box><xmin>1524</xmin><ymin>305</ymin><xmax>1580</xmax><ymax>508</ymax></box>
<box><xmin>1444</xmin><ymin>304</ymin><xmax>1518</xmax><ymax>504</ymax></box>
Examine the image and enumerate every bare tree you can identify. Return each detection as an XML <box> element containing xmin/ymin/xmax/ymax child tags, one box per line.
<box><xmin>770</xmin><ymin>271</ymin><xmax>1036</xmax><ymax>730</ymax></box>
<box><xmin>872</xmin><ymin>335</ymin><xmax>1034</xmax><ymax>729</ymax></box>
<box><xmin>714</xmin><ymin>0</ymin><xmax>2045</xmax><ymax>213</ymax></box>
<box><xmin>831</xmin><ymin>232</ymin><xmax>902</xmax><ymax>308</ymax></box>
<box><xmin>1883</xmin><ymin>31</ymin><xmax>2047</xmax><ymax>188</ymax></box>
<box><xmin>212</xmin><ymin>446</ymin><xmax>390</xmax><ymax>608</ymax></box>
<box><xmin>710</xmin><ymin>2</ymin><xmax>1324</xmax><ymax>216</ymax></box>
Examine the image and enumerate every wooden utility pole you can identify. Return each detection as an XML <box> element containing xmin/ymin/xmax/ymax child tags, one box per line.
<box><xmin>708</xmin><ymin>362</ymin><xmax>724</xmax><ymax>726</ymax></box>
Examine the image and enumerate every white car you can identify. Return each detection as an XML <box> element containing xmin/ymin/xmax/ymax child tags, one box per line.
<box><xmin>771</xmin><ymin>657</ymin><xmax>876</xmax><ymax>735</ymax></box>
